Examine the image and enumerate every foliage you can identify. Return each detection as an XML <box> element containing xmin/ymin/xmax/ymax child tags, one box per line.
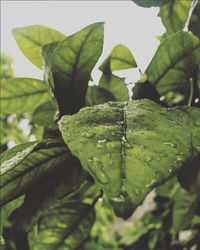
<box><xmin>1</xmin><ymin>1</ymin><xmax>200</xmax><ymax>249</ymax></box>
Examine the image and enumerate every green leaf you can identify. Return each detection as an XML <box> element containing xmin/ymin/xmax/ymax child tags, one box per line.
<box><xmin>59</xmin><ymin>99</ymin><xmax>200</xmax><ymax>218</ymax></box>
<box><xmin>171</xmin><ymin>187</ymin><xmax>199</xmax><ymax>233</ymax></box>
<box><xmin>131</xmin><ymin>0</ymin><xmax>169</xmax><ymax>8</ymax></box>
<box><xmin>28</xmin><ymin>199</ymin><xmax>95</xmax><ymax>250</ymax></box>
<box><xmin>0</xmin><ymin>78</ymin><xmax>52</xmax><ymax>114</ymax></box>
<box><xmin>146</xmin><ymin>31</ymin><xmax>200</xmax><ymax>96</ymax></box>
<box><xmin>42</xmin><ymin>22</ymin><xmax>104</xmax><ymax>116</ymax></box>
<box><xmin>85</xmin><ymin>86</ymin><xmax>116</xmax><ymax>106</ymax></box>
<box><xmin>189</xmin><ymin>1</ymin><xmax>200</xmax><ymax>39</ymax></box>
<box><xmin>12</xmin><ymin>25</ymin><xmax>65</xmax><ymax>69</ymax></box>
<box><xmin>0</xmin><ymin>139</ymin><xmax>85</xmax><ymax>206</ymax></box>
<box><xmin>99</xmin><ymin>74</ymin><xmax>129</xmax><ymax>102</ymax></box>
<box><xmin>158</xmin><ymin>0</ymin><xmax>192</xmax><ymax>34</ymax></box>
<box><xmin>99</xmin><ymin>44</ymin><xmax>137</xmax><ymax>75</ymax></box>
<box><xmin>31</xmin><ymin>101</ymin><xmax>57</xmax><ymax>128</ymax></box>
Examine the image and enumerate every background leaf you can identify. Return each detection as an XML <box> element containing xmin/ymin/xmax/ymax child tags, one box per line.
<box><xmin>158</xmin><ymin>0</ymin><xmax>192</xmax><ymax>34</ymax></box>
<box><xmin>99</xmin><ymin>74</ymin><xmax>129</xmax><ymax>102</ymax></box>
<box><xmin>42</xmin><ymin>22</ymin><xmax>104</xmax><ymax>116</ymax></box>
<box><xmin>59</xmin><ymin>99</ymin><xmax>200</xmax><ymax>218</ymax></box>
<box><xmin>12</xmin><ymin>25</ymin><xmax>65</xmax><ymax>69</ymax></box>
<box><xmin>189</xmin><ymin>1</ymin><xmax>200</xmax><ymax>39</ymax></box>
<box><xmin>99</xmin><ymin>44</ymin><xmax>137</xmax><ymax>75</ymax></box>
<box><xmin>0</xmin><ymin>78</ymin><xmax>52</xmax><ymax>115</ymax></box>
<box><xmin>131</xmin><ymin>0</ymin><xmax>169</xmax><ymax>8</ymax></box>
<box><xmin>85</xmin><ymin>86</ymin><xmax>116</xmax><ymax>106</ymax></box>
<box><xmin>0</xmin><ymin>139</ymin><xmax>85</xmax><ymax>206</ymax></box>
<box><xmin>146</xmin><ymin>31</ymin><xmax>200</xmax><ymax>96</ymax></box>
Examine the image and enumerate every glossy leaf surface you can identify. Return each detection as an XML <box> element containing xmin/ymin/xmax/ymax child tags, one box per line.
<box><xmin>99</xmin><ymin>44</ymin><xmax>137</xmax><ymax>75</ymax></box>
<box><xmin>0</xmin><ymin>78</ymin><xmax>51</xmax><ymax>114</ymax></box>
<box><xmin>42</xmin><ymin>22</ymin><xmax>104</xmax><ymax>116</ymax></box>
<box><xmin>59</xmin><ymin>99</ymin><xmax>200</xmax><ymax>218</ymax></box>
<box><xmin>159</xmin><ymin>0</ymin><xmax>192</xmax><ymax>34</ymax></box>
<box><xmin>146</xmin><ymin>31</ymin><xmax>200</xmax><ymax>95</ymax></box>
<box><xmin>0</xmin><ymin>139</ymin><xmax>84</xmax><ymax>206</ymax></box>
<box><xmin>12</xmin><ymin>25</ymin><xmax>65</xmax><ymax>69</ymax></box>
<box><xmin>29</xmin><ymin>199</ymin><xmax>95</xmax><ymax>250</ymax></box>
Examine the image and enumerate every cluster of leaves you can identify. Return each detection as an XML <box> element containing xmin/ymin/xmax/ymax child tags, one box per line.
<box><xmin>1</xmin><ymin>0</ymin><xmax>200</xmax><ymax>249</ymax></box>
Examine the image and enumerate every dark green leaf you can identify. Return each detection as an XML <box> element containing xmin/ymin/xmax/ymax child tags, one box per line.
<box><xmin>146</xmin><ymin>31</ymin><xmax>200</xmax><ymax>96</ymax></box>
<box><xmin>0</xmin><ymin>139</ymin><xmax>85</xmax><ymax>206</ymax></box>
<box><xmin>131</xmin><ymin>0</ymin><xmax>169</xmax><ymax>8</ymax></box>
<box><xmin>171</xmin><ymin>187</ymin><xmax>199</xmax><ymax>233</ymax></box>
<box><xmin>99</xmin><ymin>44</ymin><xmax>137</xmax><ymax>75</ymax></box>
<box><xmin>99</xmin><ymin>74</ymin><xmax>129</xmax><ymax>102</ymax></box>
<box><xmin>178</xmin><ymin>153</ymin><xmax>200</xmax><ymax>194</ymax></box>
<box><xmin>189</xmin><ymin>1</ymin><xmax>200</xmax><ymax>39</ymax></box>
<box><xmin>42</xmin><ymin>22</ymin><xmax>104</xmax><ymax>116</ymax></box>
<box><xmin>59</xmin><ymin>99</ymin><xmax>200</xmax><ymax>218</ymax></box>
<box><xmin>158</xmin><ymin>0</ymin><xmax>192</xmax><ymax>34</ymax></box>
<box><xmin>0</xmin><ymin>78</ymin><xmax>52</xmax><ymax>114</ymax></box>
<box><xmin>85</xmin><ymin>86</ymin><xmax>116</xmax><ymax>106</ymax></box>
<box><xmin>28</xmin><ymin>199</ymin><xmax>95</xmax><ymax>250</ymax></box>
<box><xmin>31</xmin><ymin>101</ymin><xmax>57</xmax><ymax>128</ymax></box>
<box><xmin>12</xmin><ymin>25</ymin><xmax>65</xmax><ymax>69</ymax></box>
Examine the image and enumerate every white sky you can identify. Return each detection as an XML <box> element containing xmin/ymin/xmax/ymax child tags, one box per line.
<box><xmin>1</xmin><ymin>0</ymin><xmax>165</xmax><ymax>82</ymax></box>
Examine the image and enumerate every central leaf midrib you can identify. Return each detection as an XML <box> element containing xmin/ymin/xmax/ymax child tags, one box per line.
<box><xmin>120</xmin><ymin>102</ymin><xmax>128</xmax><ymax>195</ymax></box>
<box><xmin>1</xmin><ymin>89</ymin><xmax>48</xmax><ymax>100</ymax></box>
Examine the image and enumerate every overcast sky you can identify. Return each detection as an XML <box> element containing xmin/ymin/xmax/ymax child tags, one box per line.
<box><xmin>1</xmin><ymin>1</ymin><xmax>165</xmax><ymax>82</ymax></box>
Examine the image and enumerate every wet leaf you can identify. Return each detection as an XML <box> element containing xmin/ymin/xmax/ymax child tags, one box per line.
<box><xmin>28</xmin><ymin>199</ymin><xmax>95</xmax><ymax>250</ymax></box>
<box><xmin>0</xmin><ymin>139</ymin><xmax>85</xmax><ymax>206</ymax></box>
<box><xmin>12</xmin><ymin>25</ymin><xmax>65</xmax><ymax>69</ymax></box>
<box><xmin>159</xmin><ymin>0</ymin><xmax>192</xmax><ymax>34</ymax></box>
<box><xmin>59</xmin><ymin>99</ymin><xmax>200</xmax><ymax>218</ymax></box>
<box><xmin>146</xmin><ymin>31</ymin><xmax>200</xmax><ymax>96</ymax></box>
<box><xmin>42</xmin><ymin>22</ymin><xmax>104</xmax><ymax>116</ymax></box>
<box><xmin>0</xmin><ymin>78</ymin><xmax>51</xmax><ymax>114</ymax></box>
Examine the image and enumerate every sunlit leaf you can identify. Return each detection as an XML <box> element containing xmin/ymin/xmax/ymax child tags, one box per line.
<box><xmin>29</xmin><ymin>199</ymin><xmax>95</xmax><ymax>250</ymax></box>
<box><xmin>146</xmin><ymin>31</ymin><xmax>200</xmax><ymax>95</ymax></box>
<box><xmin>99</xmin><ymin>44</ymin><xmax>137</xmax><ymax>75</ymax></box>
<box><xmin>42</xmin><ymin>22</ymin><xmax>104</xmax><ymax>116</ymax></box>
<box><xmin>85</xmin><ymin>86</ymin><xmax>116</xmax><ymax>106</ymax></box>
<box><xmin>0</xmin><ymin>139</ymin><xmax>85</xmax><ymax>206</ymax></box>
<box><xmin>0</xmin><ymin>78</ymin><xmax>52</xmax><ymax>114</ymax></box>
<box><xmin>12</xmin><ymin>25</ymin><xmax>65</xmax><ymax>69</ymax></box>
<box><xmin>159</xmin><ymin>0</ymin><xmax>192</xmax><ymax>34</ymax></box>
<box><xmin>59</xmin><ymin>99</ymin><xmax>200</xmax><ymax>218</ymax></box>
<box><xmin>99</xmin><ymin>74</ymin><xmax>129</xmax><ymax>102</ymax></box>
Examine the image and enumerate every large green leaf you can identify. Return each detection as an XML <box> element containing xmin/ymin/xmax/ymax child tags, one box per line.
<box><xmin>146</xmin><ymin>31</ymin><xmax>200</xmax><ymax>95</ymax></box>
<box><xmin>42</xmin><ymin>22</ymin><xmax>104</xmax><ymax>116</ymax></box>
<box><xmin>0</xmin><ymin>139</ymin><xmax>85</xmax><ymax>206</ymax></box>
<box><xmin>99</xmin><ymin>74</ymin><xmax>129</xmax><ymax>102</ymax></box>
<box><xmin>0</xmin><ymin>78</ymin><xmax>52</xmax><ymax>114</ymax></box>
<box><xmin>12</xmin><ymin>25</ymin><xmax>65</xmax><ymax>69</ymax></box>
<box><xmin>131</xmin><ymin>0</ymin><xmax>169</xmax><ymax>8</ymax></box>
<box><xmin>59</xmin><ymin>99</ymin><xmax>200</xmax><ymax>218</ymax></box>
<box><xmin>99</xmin><ymin>44</ymin><xmax>137</xmax><ymax>75</ymax></box>
<box><xmin>28</xmin><ymin>199</ymin><xmax>95</xmax><ymax>250</ymax></box>
<box><xmin>158</xmin><ymin>0</ymin><xmax>192</xmax><ymax>34</ymax></box>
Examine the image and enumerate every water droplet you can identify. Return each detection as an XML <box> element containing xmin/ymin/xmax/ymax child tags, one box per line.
<box><xmin>163</xmin><ymin>141</ymin><xmax>177</xmax><ymax>148</ymax></box>
<box><xmin>110</xmin><ymin>195</ymin><xmax>125</xmax><ymax>203</ymax></box>
<box><xmin>88</xmin><ymin>158</ymin><xmax>109</xmax><ymax>184</ymax></box>
<box><xmin>81</xmin><ymin>132</ymin><xmax>96</xmax><ymax>138</ymax></box>
<box><xmin>134</xmin><ymin>187</ymin><xmax>141</xmax><ymax>196</ymax></box>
